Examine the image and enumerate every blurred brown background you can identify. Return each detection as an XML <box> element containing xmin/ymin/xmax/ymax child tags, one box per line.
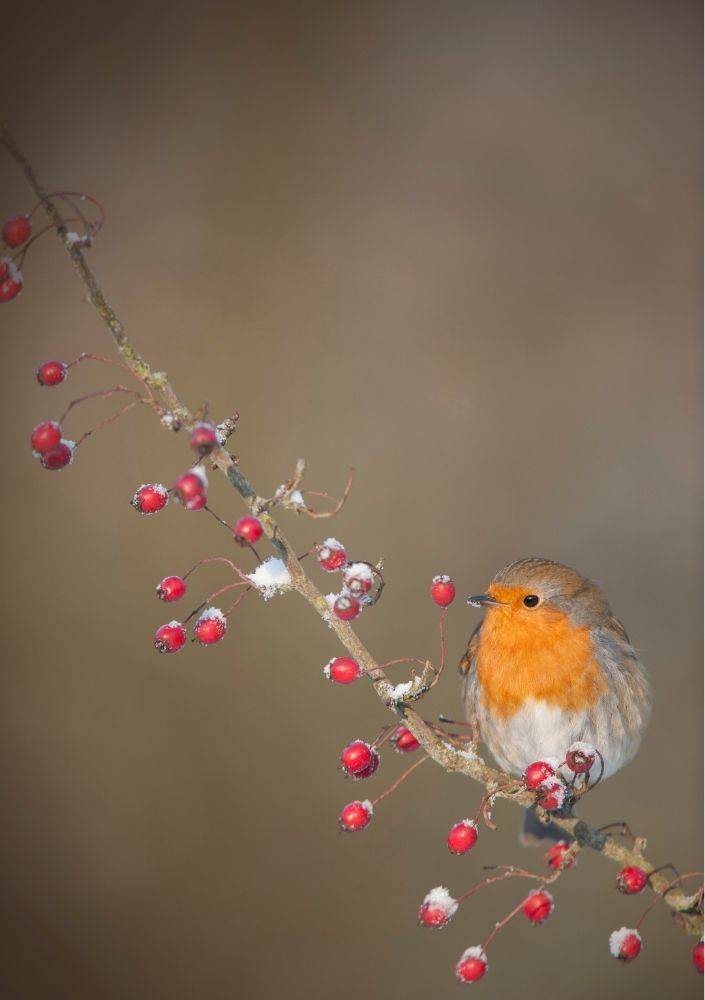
<box><xmin>2</xmin><ymin>2</ymin><xmax>702</xmax><ymax>998</ymax></box>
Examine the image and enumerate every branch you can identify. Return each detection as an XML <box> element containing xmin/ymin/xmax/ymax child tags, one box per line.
<box><xmin>3</xmin><ymin>123</ymin><xmax>700</xmax><ymax>931</ymax></box>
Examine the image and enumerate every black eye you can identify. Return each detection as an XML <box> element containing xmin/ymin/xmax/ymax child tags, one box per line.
<box><xmin>523</xmin><ymin>594</ymin><xmax>539</xmax><ymax>608</ymax></box>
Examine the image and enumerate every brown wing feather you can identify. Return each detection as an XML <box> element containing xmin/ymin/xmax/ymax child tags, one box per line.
<box><xmin>459</xmin><ymin>621</ymin><xmax>482</xmax><ymax>675</ymax></box>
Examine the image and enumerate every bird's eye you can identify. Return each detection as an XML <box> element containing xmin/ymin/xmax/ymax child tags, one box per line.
<box><xmin>523</xmin><ymin>594</ymin><xmax>540</xmax><ymax>608</ymax></box>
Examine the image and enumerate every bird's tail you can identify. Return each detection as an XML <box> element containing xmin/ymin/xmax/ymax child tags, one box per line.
<box><xmin>519</xmin><ymin>808</ymin><xmax>566</xmax><ymax>846</ymax></box>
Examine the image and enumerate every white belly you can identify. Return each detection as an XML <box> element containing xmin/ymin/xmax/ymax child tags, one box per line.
<box><xmin>478</xmin><ymin>698</ymin><xmax>631</xmax><ymax>781</ymax></box>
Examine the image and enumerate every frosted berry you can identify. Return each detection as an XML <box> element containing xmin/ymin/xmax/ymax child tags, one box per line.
<box><xmin>340</xmin><ymin>740</ymin><xmax>379</xmax><ymax>779</ymax></box>
<box><xmin>693</xmin><ymin>939</ymin><xmax>704</xmax><ymax>974</ymax></box>
<box><xmin>31</xmin><ymin>420</ymin><xmax>62</xmax><ymax>454</ymax></box>
<box><xmin>36</xmin><ymin>360</ymin><xmax>68</xmax><ymax>386</ymax></box>
<box><xmin>154</xmin><ymin>621</ymin><xmax>187</xmax><ymax>653</ymax></box>
<box><xmin>429</xmin><ymin>575</ymin><xmax>455</xmax><ymax>607</ymax></box>
<box><xmin>342</xmin><ymin>562</ymin><xmax>374</xmax><ymax>596</ymax></box>
<box><xmin>333</xmin><ymin>593</ymin><xmax>361</xmax><ymax>622</ymax></box>
<box><xmin>157</xmin><ymin>575</ymin><xmax>186</xmax><ymax>602</ymax></box>
<box><xmin>234</xmin><ymin>515</ymin><xmax>263</xmax><ymax>544</ymax></box>
<box><xmin>189</xmin><ymin>422</ymin><xmax>219</xmax><ymax>455</ymax></box>
<box><xmin>0</xmin><ymin>263</ymin><xmax>23</xmax><ymax>302</ymax></box>
<box><xmin>544</xmin><ymin>841</ymin><xmax>576</xmax><ymax>871</ymax></box>
<box><xmin>523</xmin><ymin>759</ymin><xmax>559</xmax><ymax>790</ymax></box>
<box><xmin>609</xmin><ymin>927</ymin><xmax>642</xmax><ymax>963</ymax></box>
<box><xmin>616</xmin><ymin>866</ymin><xmax>648</xmax><ymax>895</ymax></box>
<box><xmin>536</xmin><ymin>777</ymin><xmax>566</xmax><ymax>812</ymax></box>
<box><xmin>455</xmin><ymin>947</ymin><xmax>487</xmax><ymax>984</ymax></box>
<box><xmin>132</xmin><ymin>483</ymin><xmax>169</xmax><ymax>514</ymax></box>
<box><xmin>316</xmin><ymin>538</ymin><xmax>346</xmax><ymax>572</ymax></box>
<box><xmin>565</xmin><ymin>741</ymin><xmax>596</xmax><ymax>774</ymax></box>
<box><xmin>447</xmin><ymin>819</ymin><xmax>478</xmax><ymax>855</ymax></box>
<box><xmin>522</xmin><ymin>889</ymin><xmax>554</xmax><ymax>924</ymax></box>
<box><xmin>194</xmin><ymin>607</ymin><xmax>227</xmax><ymax>645</ymax></box>
<box><xmin>183</xmin><ymin>493</ymin><xmax>207</xmax><ymax>511</ymax></box>
<box><xmin>2</xmin><ymin>214</ymin><xmax>31</xmax><ymax>248</ymax></box>
<box><xmin>418</xmin><ymin>887</ymin><xmax>458</xmax><ymax>929</ymax></box>
<box><xmin>323</xmin><ymin>656</ymin><xmax>362</xmax><ymax>685</ymax></box>
<box><xmin>174</xmin><ymin>468</ymin><xmax>207</xmax><ymax>505</ymax></box>
<box><xmin>339</xmin><ymin>799</ymin><xmax>373</xmax><ymax>832</ymax></box>
<box><xmin>40</xmin><ymin>439</ymin><xmax>75</xmax><ymax>470</ymax></box>
<box><xmin>391</xmin><ymin>726</ymin><xmax>421</xmax><ymax>753</ymax></box>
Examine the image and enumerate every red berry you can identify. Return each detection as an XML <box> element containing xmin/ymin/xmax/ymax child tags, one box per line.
<box><xmin>132</xmin><ymin>483</ymin><xmax>169</xmax><ymax>514</ymax></box>
<box><xmin>0</xmin><ymin>257</ymin><xmax>8</xmax><ymax>281</ymax></box>
<box><xmin>154</xmin><ymin>621</ymin><xmax>187</xmax><ymax>653</ymax></box>
<box><xmin>316</xmin><ymin>538</ymin><xmax>346</xmax><ymax>572</ymax></box>
<box><xmin>536</xmin><ymin>777</ymin><xmax>567</xmax><ymax>812</ymax></box>
<box><xmin>455</xmin><ymin>947</ymin><xmax>487</xmax><ymax>984</ymax></box>
<box><xmin>174</xmin><ymin>468</ymin><xmax>207</xmax><ymax>505</ymax></box>
<box><xmin>342</xmin><ymin>562</ymin><xmax>374</xmax><ymax>596</ymax></box>
<box><xmin>391</xmin><ymin>726</ymin><xmax>421</xmax><ymax>753</ymax></box>
<box><xmin>522</xmin><ymin>889</ymin><xmax>554</xmax><ymax>924</ymax></box>
<box><xmin>523</xmin><ymin>758</ymin><xmax>559</xmax><ymax>790</ymax></box>
<box><xmin>429</xmin><ymin>574</ymin><xmax>455</xmax><ymax>607</ymax></box>
<box><xmin>323</xmin><ymin>656</ymin><xmax>362</xmax><ymax>685</ymax></box>
<box><xmin>36</xmin><ymin>360</ymin><xmax>68</xmax><ymax>387</ymax></box>
<box><xmin>565</xmin><ymin>741</ymin><xmax>597</xmax><ymax>774</ymax></box>
<box><xmin>157</xmin><ymin>575</ymin><xmax>187</xmax><ymax>602</ymax></box>
<box><xmin>0</xmin><ymin>262</ymin><xmax>23</xmax><ymax>302</ymax></box>
<box><xmin>418</xmin><ymin>887</ymin><xmax>458</xmax><ymax>929</ymax></box>
<box><xmin>31</xmin><ymin>420</ymin><xmax>62</xmax><ymax>454</ymax></box>
<box><xmin>40</xmin><ymin>439</ymin><xmax>75</xmax><ymax>471</ymax></box>
<box><xmin>616</xmin><ymin>866</ymin><xmax>648</xmax><ymax>895</ymax></box>
<box><xmin>183</xmin><ymin>493</ymin><xmax>207</xmax><ymax>511</ymax></box>
<box><xmin>189</xmin><ymin>421</ymin><xmax>219</xmax><ymax>455</ymax></box>
<box><xmin>339</xmin><ymin>799</ymin><xmax>373</xmax><ymax>832</ymax></box>
<box><xmin>340</xmin><ymin>740</ymin><xmax>379</xmax><ymax>779</ymax></box>
<box><xmin>234</xmin><ymin>515</ymin><xmax>263</xmax><ymax>544</ymax></box>
<box><xmin>693</xmin><ymin>938</ymin><xmax>704</xmax><ymax>974</ymax></box>
<box><xmin>2</xmin><ymin>214</ymin><xmax>31</xmax><ymax>248</ymax></box>
<box><xmin>194</xmin><ymin>608</ymin><xmax>227</xmax><ymax>645</ymax></box>
<box><xmin>447</xmin><ymin>819</ymin><xmax>478</xmax><ymax>855</ymax></box>
<box><xmin>333</xmin><ymin>593</ymin><xmax>361</xmax><ymax>622</ymax></box>
<box><xmin>544</xmin><ymin>840</ymin><xmax>576</xmax><ymax>871</ymax></box>
<box><xmin>609</xmin><ymin>927</ymin><xmax>642</xmax><ymax>963</ymax></box>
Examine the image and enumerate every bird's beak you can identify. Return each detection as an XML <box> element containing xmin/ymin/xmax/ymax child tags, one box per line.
<box><xmin>466</xmin><ymin>593</ymin><xmax>505</xmax><ymax>608</ymax></box>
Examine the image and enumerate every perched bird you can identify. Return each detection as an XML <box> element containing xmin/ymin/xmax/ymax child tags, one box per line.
<box><xmin>459</xmin><ymin>558</ymin><xmax>651</xmax><ymax>837</ymax></box>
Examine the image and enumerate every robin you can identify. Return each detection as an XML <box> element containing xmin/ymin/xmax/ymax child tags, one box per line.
<box><xmin>459</xmin><ymin>558</ymin><xmax>651</xmax><ymax>839</ymax></box>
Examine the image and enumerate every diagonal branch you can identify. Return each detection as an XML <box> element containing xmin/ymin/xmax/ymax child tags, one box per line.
<box><xmin>3</xmin><ymin>123</ymin><xmax>700</xmax><ymax>930</ymax></box>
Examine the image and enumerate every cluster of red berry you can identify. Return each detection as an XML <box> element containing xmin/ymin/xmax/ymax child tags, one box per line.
<box><xmin>0</xmin><ymin>214</ymin><xmax>30</xmax><ymax>301</ymax></box>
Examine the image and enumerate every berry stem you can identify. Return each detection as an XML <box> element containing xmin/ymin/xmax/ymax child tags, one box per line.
<box><xmin>68</xmin><ymin>351</ymin><xmax>136</xmax><ymax>379</ymax></box>
<box><xmin>482</xmin><ymin>897</ymin><xmax>530</xmax><ymax>952</ymax></box>
<box><xmin>457</xmin><ymin>865</ymin><xmax>555</xmax><ymax>906</ymax></box>
<box><xmin>58</xmin><ymin>385</ymin><xmax>147</xmax><ymax>426</ymax></box>
<box><xmin>182</xmin><ymin>556</ymin><xmax>250</xmax><ymax>585</ymax></box>
<box><xmin>371</xmin><ymin>754</ymin><xmax>428</xmax><ymax>807</ymax></box>
<box><xmin>635</xmin><ymin>872</ymin><xmax>703</xmax><ymax>932</ymax></box>
<box><xmin>75</xmin><ymin>399</ymin><xmax>143</xmax><ymax>446</ymax></box>
<box><xmin>299</xmin><ymin>468</ymin><xmax>355</xmax><ymax>519</ymax></box>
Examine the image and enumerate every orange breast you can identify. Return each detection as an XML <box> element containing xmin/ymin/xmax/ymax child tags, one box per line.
<box><xmin>476</xmin><ymin>606</ymin><xmax>606</xmax><ymax>719</ymax></box>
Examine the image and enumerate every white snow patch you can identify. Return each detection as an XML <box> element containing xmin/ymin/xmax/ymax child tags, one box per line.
<box><xmin>189</xmin><ymin>465</ymin><xmax>208</xmax><ymax>487</ymax></box>
<box><xmin>423</xmin><ymin>886</ymin><xmax>458</xmax><ymax>917</ymax></box>
<box><xmin>609</xmin><ymin>927</ymin><xmax>641</xmax><ymax>957</ymax></box>
<box><xmin>458</xmin><ymin>945</ymin><xmax>487</xmax><ymax>963</ymax></box>
<box><xmin>345</xmin><ymin>562</ymin><xmax>375</xmax><ymax>583</ymax></box>
<box><xmin>247</xmin><ymin>558</ymin><xmax>292</xmax><ymax>600</ymax></box>
<box><xmin>289</xmin><ymin>490</ymin><xmax>304</xmax><ymax>505</ymax></box>
<box><xmin>197</xmin><ymin>606</ymin><xmax>226</xmax><ymax>624</ymax></box>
